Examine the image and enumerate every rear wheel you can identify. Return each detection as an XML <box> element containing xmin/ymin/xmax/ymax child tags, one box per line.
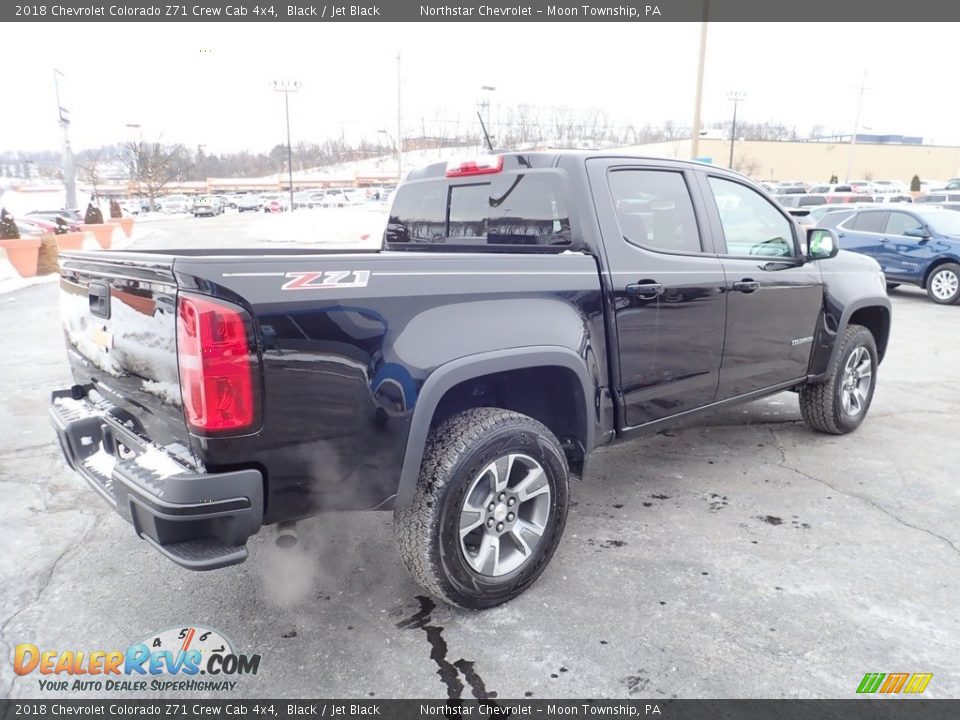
<box><xmin>395</xmin><ymin>408</ymin><xmax>569</xmax><ymax>609</ymax></box>
<box><xmin>926</xmin><ymin>263</ymin><xmax>960</xmax><ymax>305</ymax></box>
<box><xmin>800</xmin><ymin>324</ymin><xmax>878</xmax><ymax>435</ymax></box>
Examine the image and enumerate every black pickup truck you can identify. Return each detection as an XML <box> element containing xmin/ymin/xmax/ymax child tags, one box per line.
<box><xmin>50</xmin><ymin>153</ymin><xmax>891</xmax><ymax>608</ymax></box>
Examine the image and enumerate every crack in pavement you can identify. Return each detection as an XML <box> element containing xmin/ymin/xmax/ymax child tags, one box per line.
<box><xmin>767</xmin><ymin>428</ymin><xmax>960</xmax><ymax>559</ymax></box>
<box><xmin>0</xmin><ymin>509</ymin><xmax>111</xmax><ymax>698</ymax></box>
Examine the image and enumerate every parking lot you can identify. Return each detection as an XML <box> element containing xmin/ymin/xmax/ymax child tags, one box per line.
<box><xmin>1</xmin><ymin>211</ymin><xmax>958</xmax><ymax>699</ymax></box>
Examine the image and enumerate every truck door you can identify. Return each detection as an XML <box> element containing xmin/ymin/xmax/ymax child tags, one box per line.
<box><xmin>697</xmin><ymin>173</ymin><xmax>825</xmax><ymax>399</ymax></box>
<box><xmin>586</xmin><ymin>160</ymin><xmax>727</xmax><ymax>428</ymax></box>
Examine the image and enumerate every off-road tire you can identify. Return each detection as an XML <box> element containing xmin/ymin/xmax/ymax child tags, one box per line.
<box><xmin>926</xmin><ymin>263</ymin><xmax>960</xmax><ymax>305</ymax></box>
<box><xmin>395</xmin><ymin>408</ymin><xmax>569</xmax><ymax>609</ymax></box>
<box><xmin>800</xmin><ymin>324</ymin><xmax>878</xmax><ymax>435</ymax></box>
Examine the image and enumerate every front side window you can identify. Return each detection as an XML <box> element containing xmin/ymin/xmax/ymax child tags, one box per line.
<box><xmin>708</xmin><ymin>176</ymin><xmax>795</xmax><ymax>257</ymax></box>
<box><xmin>607</xmin><ymin>169</ymin><xmax>702</xmax><ymax>254</ymax></box>
<box><xmin>884</xmin><ymin>212</ymin><xmax>924</xmax><ymax>236</ymax></box>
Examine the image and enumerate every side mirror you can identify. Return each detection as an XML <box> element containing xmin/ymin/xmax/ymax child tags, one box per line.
<box><xmin>807</xmin><ymin>228</ymin><xmax>840</xmax><ymax>260</ymax></box>
<box><xmin>903</xmin><ymin>227</ymin><xmax>931</xmax><ymax>239</ymax></box>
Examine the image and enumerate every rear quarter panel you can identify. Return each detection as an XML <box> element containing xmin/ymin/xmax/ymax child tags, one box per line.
<box><xmin>173</xmin><ymin>251</ymin><xmax>605</xmax><ymax>522</ymax></box>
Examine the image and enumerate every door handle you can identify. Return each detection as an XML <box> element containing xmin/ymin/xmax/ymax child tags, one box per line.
<box><xmin>879</xmin><ymin>238</ymin><xmax>890</xmax><ymax>243</ymax></box>
<box><xmin>732</xmin><ymin>279</ymin><xmax>761</xmax><ymax>294</ymax></box>
<box><xmin>625</xmin><ymin>282</ymin><xmax>664</xmax><ymax>299</ymax></box>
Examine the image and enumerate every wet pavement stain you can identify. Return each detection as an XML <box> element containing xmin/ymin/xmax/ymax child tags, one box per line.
<box><xmin>759</xmin><ymin>515</ymin><xmax>783</xmax><ymax>525</ymax></box>
<box><xmin>396</xmin><ymin>595</ymin><xmax>498</xmax><ymax>700</ymax></box>
<box><xmin>624</xmin><ymin>669</ymin><xmax>652</xmax><ymax>694</ymax></box>
<box><xmin>708</xmin><ymin>493</ymin><xmax>729</xmax><ymax>511</ymax></box>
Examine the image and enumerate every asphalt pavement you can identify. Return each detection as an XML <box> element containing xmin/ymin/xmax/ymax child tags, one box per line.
<box><xmin>1</xmin><ymin>213</ymin><xmax>957</xmax><ymax>699</ymax></box>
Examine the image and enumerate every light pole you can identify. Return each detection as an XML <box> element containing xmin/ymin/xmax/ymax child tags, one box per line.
<box><xmin>271</xmin><ymin>80</ymin><xmax>301</xmax><ymax>211</ymax></box>
<box><xmin>378</xmin><ymin>129</ymin><xmax>399</xmax><ymax>181</ymax></box>
<box><xmin>54</xmin><ymin>69</ymin><xmax>77</xmax><ymax>208</ymax></box>
<box><xmin>846</xmin><ymin>71</ymin><xmax>872</xmax><ymax>183</ymax></box>
<box><xmin>479</xmin><ymin>85</ymin><xmax>496</xmax><ymax>143</ymax></box>
<box><xmin>125</xmin><ymin>123</ymin><xmax>142</xmax><ymax>207</ymax></box>
<box><xmin>690</xmin><ymin>2</ymin><xmax>709</xmax><ymax>160</ymax></box>
<box><xmin>727</xmin><ymin>91</ymin><xmax>746</xmax><ymax>169</ymax></box>
<box><xmin>396</xmin><ymin>53</ymin><xmax>403</xmax><ymax>183</ymax></box>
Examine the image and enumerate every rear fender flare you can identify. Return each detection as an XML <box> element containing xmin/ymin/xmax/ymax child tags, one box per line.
<box><xmin>395</xmin><ymin>346</ymin><xmax>595</xmax><ymax>509</ymax></box>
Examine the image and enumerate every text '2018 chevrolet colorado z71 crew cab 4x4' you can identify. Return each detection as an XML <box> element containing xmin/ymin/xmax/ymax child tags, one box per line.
<box><xmin>50</xmin><ymin>153</ymin><xmax>891</xmax><ymax>608</ymax></box>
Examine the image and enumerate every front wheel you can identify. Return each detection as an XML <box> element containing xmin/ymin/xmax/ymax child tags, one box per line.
<box><xmin>395</xmin><ymin>408</ymin><xmax>570</xmax><ymax>609</ymax></box>
<box><xmin>926</xmin><ymin>263</ymin><xmax>960</xmax><ymax>305</ymax></box>
<box><xmin>800</xmin><ymin>324</ymin><xmax>878</xmax><ymax>434</ymax></box>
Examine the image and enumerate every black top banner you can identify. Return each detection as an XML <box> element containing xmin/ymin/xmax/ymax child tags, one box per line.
<box><xmin>6</xmin><ymin>0</ymin><xmax>960</xmax><ymax>22</ymax></box>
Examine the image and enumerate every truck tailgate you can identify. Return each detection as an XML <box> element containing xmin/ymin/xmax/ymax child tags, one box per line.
<box><xmin>58</xmin><ymin>252</ymin><xmax>193</xmax><ymax>462</ymax></box>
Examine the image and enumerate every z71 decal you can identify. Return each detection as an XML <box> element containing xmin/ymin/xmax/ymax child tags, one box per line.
<box><xmin>281</xmin><ymin>270</ymin><xmax>371</xmax><ymax>291</ymax></box>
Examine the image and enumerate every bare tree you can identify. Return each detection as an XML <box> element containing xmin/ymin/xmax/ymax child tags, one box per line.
<box><xmin>122</xmin><ymin>141</ymin><xmax>190</xmax><ymax>211</ymax></box>
<box><xmin>76</xmin><ymin>147</ymin><xmax>108</xmax><ymax>198</ymax></box>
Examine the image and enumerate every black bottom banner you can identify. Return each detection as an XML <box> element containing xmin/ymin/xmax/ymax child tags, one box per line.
<box><xmin>2</xmin><ymin>700</ymin><xmax>958</xmax><ymax>720</ymax></box>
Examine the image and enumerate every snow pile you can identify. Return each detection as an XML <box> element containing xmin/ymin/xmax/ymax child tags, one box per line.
<box><xmin>133</xmin><ymin>444</ymin><xmax>185</xmax><ymax>480</ymax></box>
<box><xmin>249</xmin><ymin>205</ymin><xmax>387</xmax><ymax>248</ymax></box>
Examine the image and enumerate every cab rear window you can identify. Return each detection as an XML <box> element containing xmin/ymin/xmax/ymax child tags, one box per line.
<box><xmin>384</xmin><ymin>172</ymin><xmax>571</xmax><ymax>250</ymax></box>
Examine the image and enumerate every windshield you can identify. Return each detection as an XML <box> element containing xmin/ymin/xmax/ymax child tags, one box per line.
<box><xmin>920</xmin><ymin>210</ymin><xmax>960</xmax><ymax>236</ymax></box>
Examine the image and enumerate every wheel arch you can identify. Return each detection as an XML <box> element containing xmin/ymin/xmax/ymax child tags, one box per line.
<box><xmin>809</xmin><ymin>298</ymin><xmax>891</xmax><ymax>381</ymax></box>
<box><xmin>395</xmin><ymin>347</ymin><xmax>596</xmax><ymax>509</ymax></box>
<box><xmin>922</xmin><ymin>256</ymin><xmax>960</xmax><ymax>289</ymax></box>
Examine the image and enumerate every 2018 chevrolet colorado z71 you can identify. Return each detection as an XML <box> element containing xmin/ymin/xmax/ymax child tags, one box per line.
<box><xmin>50</xmin><ymin>152</ymin><xmax>891</xmax><ymax>608</ymax></box>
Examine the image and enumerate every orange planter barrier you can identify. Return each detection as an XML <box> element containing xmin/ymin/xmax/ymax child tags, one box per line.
<box><xmin>113</xmin><ymin>217</ymin><xmax>135</xmax><ymax>237</ymax></box>
<box><xmin>81</xmin><ymin>223</ymin><xmax>114</xmax><ymax>249</ymax></box>
<box><xmin>55</xmin><ymin>232</ymin><xmax>86</xmax><ymax>251</ymax></box>
<box><xmin>0</xmin><ymin>238</ymin><xmax>42</xmax><ymax>277</ymax></box>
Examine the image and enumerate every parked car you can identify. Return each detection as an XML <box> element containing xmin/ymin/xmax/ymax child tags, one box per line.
<box><xmin>776</xmin><ymin>194</ymin><xmax>827</xmax><ymax>208</ymax></box>
<box><xmin>192</xmin><ymin>196</ymin><xmax>224</xmax><ymax>217</ymax></box>
<box><xmin>160</xmin><ymin>195</ymin><xmax>193</xmax><ymax>214</ymax></box>
<box><xmin>319</xmin><ymin>188</ymin><xmax>348</xmax><ymax>207</ymax></box>
<box><xmin>938</xmin><ymin>178</ymin><xmax>960</xmax><ymax>191</ymax></box>
<box><xmin>50</xmin><ymin>152</ymin><xmax>891</xmax><ymax>609</ymax></box>
<box><xmin>834</xmin><ymin>206</ymin><xmax>960</xmax><ymax>303</ymax></box>
<box><xmin>871</xmin><ymin>180</ymin><xmax>909</xmax><ymax>194</ymax></box>
<box><xmin>293</xmin><ymin>191</ymin><xmax>315</xmax><ymax>209</ymax></box>
<box><xmin>26</xmin><ymin>209</ymin><xmax>83</xmax><ymax>231</ymax></box>
<box><xmin>794</xmin><ymin>204</ymin><xmax>876</xmax><ymax>230</ymax></box>
<box><xmin>236</xmin><ymin>194</ymin><xmax>262</xmax><ymax>213</ymax></box>
<box><xmin>848</xmin><ymin>181</ymin><xmax>877</xmax><ymax>195</ymax></box>
<box><xmin>913</xmin><ymin>192</ymin><xmax>960</xmax><ymax>211</ymax></box>
<box><xmin>15</xmin><ymin>218</ymin><xmax>56</xmax><ymax>236</ymax></box>
<box><xmin>873</xmin><ymin>194</ymin><xmax>913</xmax><ymax>205</ymax></box>
<box><xmin>260</xmin><ymin>193</ymin><xmax>289</xmax><ymax>213</ymax></box>
<box><xmin>807</xmin><ymin>184</ymin><xmax>863</xmax><ymax>204</ymax></box>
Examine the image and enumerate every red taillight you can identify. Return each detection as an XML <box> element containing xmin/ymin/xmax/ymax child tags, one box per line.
<box><xmin>177</xmin><ymin>293</ymin><xmax>255</xmax><ymax>433</ymax></box>
<box><xmin>445</xmin><ymin>154</ymin><xmax>503</xmax><ymax>177</ymax></box>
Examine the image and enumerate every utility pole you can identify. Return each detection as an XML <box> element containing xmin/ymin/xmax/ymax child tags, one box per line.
<box><xmin>271</xmin><ymin>80</ymin><xmax>301</xmax><ymax>211</ymax></box>
<box><xmin>727</xmin><ymin>91</ymin><xmax>746</xmax><ymax>169</ymax></box>
<box><xmin>846</xmin><ymin>71</ymin><xmax>872</xmax><ymax>183</ymax></box>
<box><xmin>54</xmin><ymin>69</ymin><xmax>77</xmax><ymax>208</ymax></box>
<box><xmin>396</xmin><ymin>52</ymin><xmax>403</xmax><ymax>183</ymax></box>
<box><xmin>689</xmin><ymin>0</ymin><xmax>709</xmax><ymax>160</ymax></box>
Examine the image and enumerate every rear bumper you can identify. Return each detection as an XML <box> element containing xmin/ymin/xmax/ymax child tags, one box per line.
<box><xmin>49</xmin><ymin>388</ymin><xmax>263</xmax><ymax>571</ymax></box>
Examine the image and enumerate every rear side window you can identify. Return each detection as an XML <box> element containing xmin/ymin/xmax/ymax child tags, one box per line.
<box><xmin>607</xmin><ymin>169</ymin><xmax>702</xmax><ymax>254</ymax></box>
<box><xmin>850</xmin><ymin>212</ymin><xmax>887</xmax><ymax>233</ymax></box>
<box><xmin>385</xmin><ymin>172</ymin><xmax>570</xmax><ymax>249</ymax></box>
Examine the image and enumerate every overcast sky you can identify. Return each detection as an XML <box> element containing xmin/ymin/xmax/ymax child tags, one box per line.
<box><xmin>3</xmin><ymin>22</ymin><xmax>958</xmax><ymax>154</ymax></box>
